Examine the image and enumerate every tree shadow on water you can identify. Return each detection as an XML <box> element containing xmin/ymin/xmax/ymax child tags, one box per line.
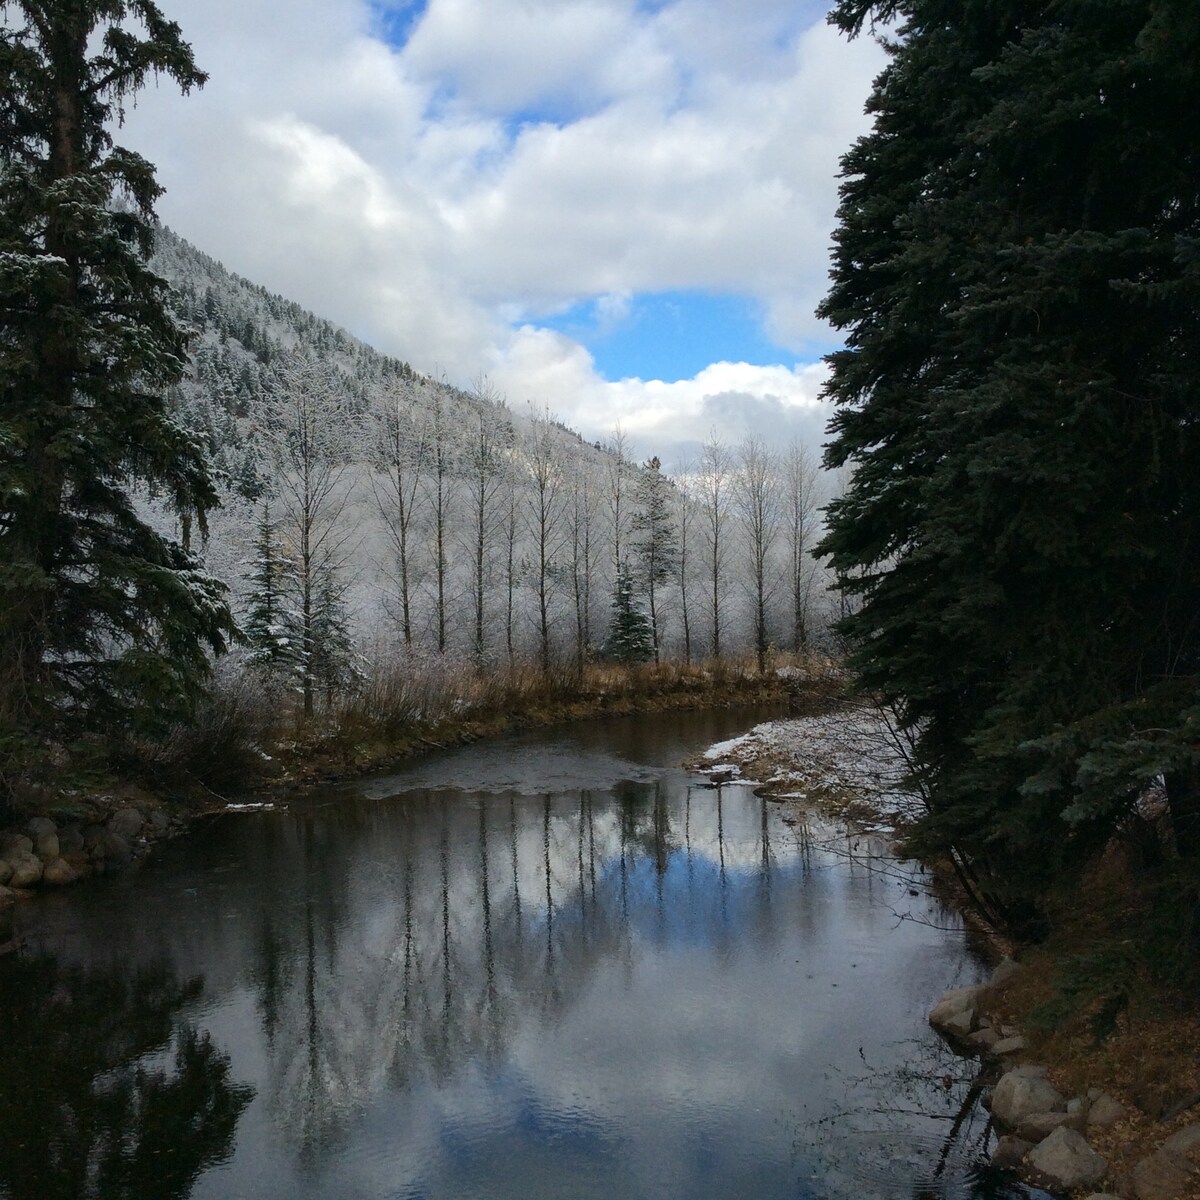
<box><xmin>0</xmin><ymin>954</ymin><xmax>253</xmax><ymax>1200</ymax></box>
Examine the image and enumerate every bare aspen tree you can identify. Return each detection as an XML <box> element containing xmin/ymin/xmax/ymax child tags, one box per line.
<box><xmin>502</xmin><ymin>472</ymin><xmax>520</xmax><ymax>663</ymax></box>
<box><xmin>423</xmin><ymin>393</ymin><xmax>456</xmax><ymax>654</ymax></box>
<box><xmin>631</xmin><ymin>457</ymin><xmax>678</xmax><ymax>665</ymax></box>
<box><xmin>524</xmin><ymin>408</ymin><xmax>568</xmax><ymax>670</ymax></box>
<box><xmin>567</xmin><ymin>448</ymin><xmax>602</xmax><ymax>665</ymax></box>
<box><xmin>698</xmin><ymin>434</ymin><xmax>732</xmax><ymax>659</ymax></box>
<box><xmin>262</xmin><ymin>353</ymin><xmax>355</xmax><ymax>718</ymax></box>
<box><xmin>783</xmin><ymin>439</ymin><xmax>820</xmax><ymax>651</ymax></box>
<box><xmin>735</xmin><ymin>435</ymin><xmax>782</xmax><ymax>674</ymax></box>
<box><xmin>462</xmin><ymin>379</ymin><xmax>510</xmax><ymax>664</ymax></box>
<box><xmin>369</xmin><ymin>381</ymin><xmax>426</xmax><ymax>648</ymax></box>
<box><xmin>606</xmin><ymin>425</ymin><xmax>630</xmax><ymax>576</ymax></box>
<box><xmin>674</xmin><ymin>461</ymin><xmax>696</xmax><ymax>664</ymax></box>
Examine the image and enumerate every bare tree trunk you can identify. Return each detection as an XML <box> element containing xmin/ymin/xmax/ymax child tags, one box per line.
<box><xmin>699</xmin><ymin>436</ymin><xmax>731</xmax><ymax>660</ymax></box>
<box><xmin>735</xmin><ymin>436</ymin><xmax>781</xmax><ymax>675</ymax></box>
<box><xmin>784</xmin><ymin>440</ymin><xmax>819</xmax><ymax>652</ymax></box>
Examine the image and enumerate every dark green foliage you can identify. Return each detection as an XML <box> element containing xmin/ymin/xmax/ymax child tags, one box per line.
<box><xmin>819</xmin><ymin>0</ymin><xmax>1200</xmax><ymax>926</ymax></box>
<box><xmin>602</xmin><ymin>564</ymin><xmax>655</xmax><ymax>665</ymax></box>
<box><xmin>0</xmin><ymin>955</ymin><xmax>252</xmax><ymax>1200</ymax></box>
<box><xmin>0</xmin><ymin>1</ymin><xmax>235</xmax><ymax>798</ymax></box>
<box><xmin>242</xmin><ymin>499</ymin><xmax>299</xmax><ymax>674</ymax></box>
<box><xmin>630</xmin><ymin>456</ymin><xmax>678</xmax><ymax>663</ymax></box>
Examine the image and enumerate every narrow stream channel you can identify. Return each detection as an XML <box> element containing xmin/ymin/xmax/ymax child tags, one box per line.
<box><xmin>1</xmin><ymin>709</ymin><xmax>1048</xmax><ymax>1199</ymax></box>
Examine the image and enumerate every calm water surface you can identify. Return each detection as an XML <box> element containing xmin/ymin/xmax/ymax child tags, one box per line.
<box><xmin>2</xmin><ymin>709</ymin><xmax>1047</xmax><ymax>1200</ymax></box>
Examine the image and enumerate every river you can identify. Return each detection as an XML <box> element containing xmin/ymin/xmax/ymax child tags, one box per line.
<box><xmin>1</xmin><ymin>708</ymin><xmax>1048</xmax><ymax>1200</ymax></box>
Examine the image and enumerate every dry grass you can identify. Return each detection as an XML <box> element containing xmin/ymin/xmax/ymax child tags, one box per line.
<box><xmin>264</xmin><ymin>649</ymin><xmax>841</xmax><ymax>784</ymax></box>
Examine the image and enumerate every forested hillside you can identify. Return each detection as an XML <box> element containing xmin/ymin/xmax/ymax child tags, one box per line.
<box><xmin>148</xmin><ymin>228</ymin><xmax>830</xmax><ymax>701</ymax></box>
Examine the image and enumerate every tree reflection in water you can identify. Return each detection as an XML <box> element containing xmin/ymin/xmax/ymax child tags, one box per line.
<box><xmin>0</xmin><ymin>956</ymin><xmax>252</xmax><ymax>1200</ymax></box>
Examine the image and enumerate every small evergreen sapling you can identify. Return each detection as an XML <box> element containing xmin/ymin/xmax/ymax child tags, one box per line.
<box><xmin>602</xmin><ymin>565</ymin><xmax>654</xmax><ymax>665</ymax></box>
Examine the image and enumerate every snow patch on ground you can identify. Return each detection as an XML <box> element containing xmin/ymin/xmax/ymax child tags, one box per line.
<box><xmin>694</xmin><ymin>702</ymin><xmax>919</xmax><ymax>831</ymax></box>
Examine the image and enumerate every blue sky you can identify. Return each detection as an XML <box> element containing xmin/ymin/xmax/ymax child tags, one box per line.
<box><xmin>539</xmin><ymin>290</ymin><xmax>832</xmax><ymax>383</ymax></box>
<box><xmin>126</xmin><ymin>0</ymin><xmax>885</xmax><ymax>460</ymax></box>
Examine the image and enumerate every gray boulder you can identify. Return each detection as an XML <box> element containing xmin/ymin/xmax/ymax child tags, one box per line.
<box><xmin>969</xmin><ymin>1026</ymin><xmax>1002</xmax><ymax>1052</ymax></box>
<box><xmin>41</xmin><ymin>858</ymin><xmax>78</xmax><ymax>887</ymax></box>
<box><xmin>33</xmin><ymin>831</ymin><xmax>60</xmax><ymax>860</ymax></box>
<box><xmin>992</xmin><ymin>1072</ymin><xmax>1066</xmax><ymax>1128</ymax></box>
<box><xmin>108</xmin><ymin>808</ymin><xmax>144</xmax><ymax>841</ymax></box>
<box><xmin>0</xmin><ymin>832</ymin><xmax>33</xmax><ymax>857</ymax></box>
<box><xmin>1026</xmin><ymin>1127</ymin><xmax>1107</xmax><ymax>1192</ymax></box>
<box><xmin>992</xmin><ymin>1035</ymin><xmax>1029</xmax><ymax>1056</ymax></box>
<box><xmin>929</xmin><ymin>985</ymin><xmax>982</xmax><ymax>1033</ymax></box>
<box><xmin>1086</xmin><ymin>1093</ymin><xmax>1127</xmax><ymax>1131</ymax></box>
<box><xmin>1131</xmin><ymin>1124</ymin><xmax>1200</xmax><ymax>1199</ymax></box>
<box><xmin>992</xmin><ymin>1136</ymin><xmax>1034</xmax><ymax>1169</ymax></box>
<box><xmin>6</xmin><ymin>851</ymin><xmax>44</xmax><ymax>888</ymax></box>
<box><xmin>26</xmin><ymin>816</ymin><xmax>56</xmax><ymax>838</ymax></box>
<box><xmin>1015</xmin><ymin>1112</ymin><xmax>1071</xmax><ymax>1143</ymax></box>
<box><xmin>1132</xmin><ymin>1152</ymin><xmax>1193</xmax><ymax>1200</ymax></box>
<box><xmin>990</xmin><ymin>958</ymin><xmax>1022</xmax><ymax>987</ymax></box>
<box><xmin>1159</xmin><ymin>1123</ymin><xmax>1200</xmax><ymax>1158</ymax></box>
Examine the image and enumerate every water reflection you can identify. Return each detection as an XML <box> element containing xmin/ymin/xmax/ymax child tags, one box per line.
<box><xmin>0</xmin><ymin>957</ymin><xmax>251</xmax><ymax>1200</ymax></box>
<box><xmin>8</xmin><ymin>712</ymin><xmax>1042</xmax><ymax>1200</ymax></box>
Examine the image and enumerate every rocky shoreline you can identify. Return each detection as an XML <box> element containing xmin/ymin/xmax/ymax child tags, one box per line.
<box><xmin>929</xmin><ymin>962</ymin><xmax>1199</xmax><ymax>1199</ymax></box>
<box><xmin>0</xmin><ymin>801</ymin><xmax>189</xmax><ymax>947</ymax></box>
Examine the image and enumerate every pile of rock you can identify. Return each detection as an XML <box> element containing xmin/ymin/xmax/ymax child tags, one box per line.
<box><xmin>928</xmin><ymin>963</ymin><xmax>1200</xmax><ymax>1198</ymax></box>
<box><xmin>0</xmin><ymin>805</ymin><xmax>175</xmax><ymax>901</ymax></box>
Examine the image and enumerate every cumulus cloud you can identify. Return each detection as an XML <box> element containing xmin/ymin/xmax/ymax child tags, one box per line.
<box><xmin>120</xmin><ymin>0</ymin><xmax>883</xmax><ymax>457</ymax></box>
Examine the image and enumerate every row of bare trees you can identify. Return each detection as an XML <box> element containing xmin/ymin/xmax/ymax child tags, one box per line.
<box><xmin>239</xmin><ymin>353</ymin><xmax>830</xmax><ymax>697</ymax></box>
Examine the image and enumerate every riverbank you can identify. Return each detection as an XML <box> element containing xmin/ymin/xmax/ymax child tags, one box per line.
<box><xmin>0</xmin><ymin>654</ymin><xmax>837</xmax><ymax>910</ymax></box>
<box><xmin>697</xmin><ymin>699</ymin><xmax>1200</xmax><ymax>1198</ymax></box>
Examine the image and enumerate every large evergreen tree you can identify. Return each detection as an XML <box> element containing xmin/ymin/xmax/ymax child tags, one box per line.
<box><xmin>0</xmin><ymin>1</ymin><xmax>234</xmax><ymax>801</ymax></box>
<box><xmin>819</xmin><ymin>0</ymin><xmax>1200</xmax><ymax>925</ymax></box>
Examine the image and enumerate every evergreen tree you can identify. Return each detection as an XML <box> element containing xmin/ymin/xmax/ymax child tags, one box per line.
<box><xmin>242</xmin><ymin>500</ymin><xmax>299</xmax><ymax>675</ymax></box>
<box><xmin>0</xmin><ymin>1</ymin><xmax>234</xmax><ymax>800</ymax></box>
<box><xmin>601</xmin><ymin>564</ymin><xmax>654</xmax><ymax>665</ymax></box>
<box><xmin>307</xmin><ymin>565</ymin><xmax>359</xmax><ymax>705</ymax></box>
<box><xmin>819</xmin><ymin>0</ymin><xmax>1200</xmax><ymax>924</ymax></box>
<box><xmin>630</xmin><ymin>456</ymin><xmax>678</xmax><ymax>665</ymax></box>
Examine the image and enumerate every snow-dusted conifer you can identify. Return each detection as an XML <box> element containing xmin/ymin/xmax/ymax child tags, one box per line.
<box><xmin>242</xmin><ymin>500</ymin><xmax>299</xmax><ymax>675</ymax></box>
<box><xmin>601</xmin><ymin>565</ymin><xmax>654</xmax><ymax>665</ymax></box>
<box><xmin>0</xmin><ymin>1</ymin><xmax>234</xmax><ymax>799</ymax></box>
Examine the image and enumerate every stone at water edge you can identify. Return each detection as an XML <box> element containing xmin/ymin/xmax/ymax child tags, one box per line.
<box><xmin>33</xmin><ymin>831</ymin><xmax>60</xmax><ymax>860</ymax></box>
<box><xmin>991</xmin><ymin>1072</ymin><xmax>1066</xmax><ymax>1127</ymax></box>
<box><xmin>929</xmin><ymin>985</ymin><xmax>982</xmax><ymax>1032</ymax></box>
<box><xmin>992</xmin><ymin>1136</ymin><xmax>1034</xmax><ymax>1169</ymax></box>
<box><xmin>41</xmin><ymin>858</ymin><xmax>78</xmax><ymax>887</ymax></box>
<box><xmin>5</xmin><ymin>851</ymin><xmax>43</xmax><ymax>889</ymax></box>
<box><xmin>0</xmin><ymin>832</ymin><xmax>33</xmax><ymax>857</ymax></box>
<box><xmin>969</xmin><ymin>1026</ymin><xmax>1002</xmax><ymax>1052</ymax></box>
<box><xmin>108</xmin><ymin>808</ymin><xmax>144</xmax><ymax>841</ymax></box>
<box><xmin>1026</xmin><ymin>1127</ymin><xmax>1108</xmax><ymax>1192</ymax></box>
<box><xmin>992</xmin><ymin>1035</ymin><xmax>1029</xmax><ymax>1056</ymax></box>
<box><xmin>990</xmin><ymin>958</ymin><xmax>1022</xmax><ymax>987</ymax></box>
<box><xmin>1015</xmin><ymin>1112</ymin><xmax>1071</xmax><ymax>1143</ymax></box>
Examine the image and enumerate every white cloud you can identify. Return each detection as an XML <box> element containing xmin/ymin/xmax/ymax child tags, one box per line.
<box><xmin>120</xmin><ymin>0</ymin><xmax>883</xmax><ymax>454</ymax></box>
